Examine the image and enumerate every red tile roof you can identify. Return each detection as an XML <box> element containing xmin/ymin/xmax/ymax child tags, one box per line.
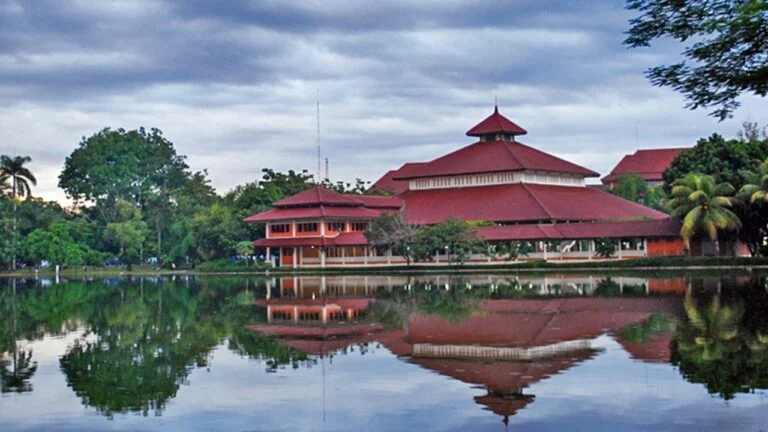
<box><xmin>466</xmin><ymin>106</ymin><xmax>528</xmax><ymax>137</ymax></box>
<box><xmin>395</xmin><ymin>140</ymin><xmax>599</xmax><ymax>180</ymax></box>
<box><xmin>353</xmin><ymin>195</ymin><xmax>403</xmax><ymax>209</ymax></box>
<box><xmin>244</xmin><ymin>205</ymin><xmax>381</xmax><ymax>222</ymax></box>
<box><xmin>273</xmin><ymin>186</ymin><xmax>365</xmax><ymax>207</ymax></box>
<box><xmin>370</xmin><ymin>162</ymin><xmax>429</xmax><ymax>194</ymax></box>
<box><xmin>476</xmin><ymin>217</ymin><xmax>680</xmax><ymax>241</ymax></box>
<box><xmin>401</xmin><ymin>183</ymin><xmax>668</xmax><ymax>225</ymax></box>
<box><xmin>602</xmin><ymin>148</ymin><xmax>689</xmax><ymax>184</ymax></box>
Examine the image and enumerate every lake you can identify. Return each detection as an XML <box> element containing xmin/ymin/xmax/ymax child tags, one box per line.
<box><xmin>1</xmin><ymin>272</ymin><xmax>767</xmax><ymax>431</ymax></box>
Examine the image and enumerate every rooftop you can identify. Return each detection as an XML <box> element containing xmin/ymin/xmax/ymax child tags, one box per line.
<box><xmin>602</xmin><ymin>148</ymin><xmax>689</xmax><ymax>184</ymax></box>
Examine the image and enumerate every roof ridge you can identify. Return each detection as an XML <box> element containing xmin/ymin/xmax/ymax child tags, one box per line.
<box><xmin>521</xmin><ymin>183</ymin><xmax>554</xmax><ymax>219</ymax></box>
<box><xmin>502</xmin><ymin>141</ymin><xmax>526</xmax><ymax>169</ymax></box>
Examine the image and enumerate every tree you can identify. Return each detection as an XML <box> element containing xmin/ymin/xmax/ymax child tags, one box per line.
<box><xmin>740</xmin><ymin>158</ymin><xmax>768</xmax><ymax>203</ymax></box>
<box><xmin>364</xmin><ymin>213</ymin><xmax>417</xmax><ymax>265</ymax></box>
<box><xmin>666</xmin><ymin>173</ymin><xmax>742</xmax><ymax>254</ymax></box>
<box><xmin>191</xmin><ymin>204</ymin><xmax>246</xmax><ymax>262</ymax></box>
<box><xmin>610</xmin><ymin>174</ymin><xmax>649</xmax><ymax>203</ymax></box>
<box><xmin>103</xmin><ymin>201</ymin><xmax>149</xmax><ymax>268</ymax></box>
<box><xmin>609</xmin><ymin>174</ymin><xmax>668</xmax><ymax>212</ymax></box>
<box><xmin>59</xmin><ymin>128</ymin><xmax>190</xmax><ymax>223</ymax></box>
<box><xmin>0</xmin><ymin>155</ymin><xmax>37</xmax><ymax>270</ymax></box>
<box><xmin>625</xmin><ymin>0</ymin><xmax>768</xmax><ymax>120</ymax></box>
<box><xmin>412</xmin><ymin>218</ymin><xmax>486</xmax><ymax>266</ymax></box>
<box><xmin>594</xmin><ymin>238</ymin><xmax>618</xmax><ymax>258</ymax></box>
<box><xmin>664</xmin><ymin>133</ymin><xmax>768</xmax><ymax>255</ymax></box>
<box><xmin>24</xmin><ymin>222</ymin><xmax>106</xmax><ymax>267</ymax></box>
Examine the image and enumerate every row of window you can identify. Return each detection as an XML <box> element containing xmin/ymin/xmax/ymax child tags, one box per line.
<box><xmin>270</xmin><ymin>221</ymin><xmax>368</xmax><ymax>234</ymax></box>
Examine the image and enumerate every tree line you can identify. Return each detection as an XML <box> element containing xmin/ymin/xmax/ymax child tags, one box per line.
<box><xmin>0</xmin><ymin>127</ymin><xmax>369</xmax><ymax>270</ymax></box>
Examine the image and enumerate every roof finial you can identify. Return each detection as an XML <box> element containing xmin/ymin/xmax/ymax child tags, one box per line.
<box><xmin>494</xmin><ymin>93</ymin><xmax>498</xmax><ymax>112</ymax></box>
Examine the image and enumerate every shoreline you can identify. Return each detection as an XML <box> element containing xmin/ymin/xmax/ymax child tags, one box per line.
<box><xmin>2</xmin><ymin>261</ymin><xmax>767</xmax><ymax>278</ymax></box>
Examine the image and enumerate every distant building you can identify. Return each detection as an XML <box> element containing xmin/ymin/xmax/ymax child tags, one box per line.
<box><xmin>601</xmin><ymin>148</ymin><xmax>689</xmax><ymax>188</ymax></box>
<box><xmin>245</xmin><ymin>107</ymin><xmax>697</xmax><ymax>268</ymax></box>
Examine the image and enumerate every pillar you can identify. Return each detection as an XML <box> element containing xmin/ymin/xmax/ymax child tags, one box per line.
<box><xmin>320</xmin><ymin>248</ymin><xmax>326</xmax><ymax>268</ymax></box>
<box><xmin>617</xmin><ymin>240</ymin><xmax>623</xmax><ymax>259</ymax></box>
<box><xmin>266</xmin><ymin>246</ymin><xmax>271</xmax><ymax>266</ymax></box>
<box><xmin>293</xmin><ymin>247</ymin><xmax>298</xmax><ymax>269</ymax></box>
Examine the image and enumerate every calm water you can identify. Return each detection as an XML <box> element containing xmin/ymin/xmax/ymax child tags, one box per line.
<box><xmin>1</xmin><ymin>273</ymin><xmax>767</xmax><ymax>431</ymax></box>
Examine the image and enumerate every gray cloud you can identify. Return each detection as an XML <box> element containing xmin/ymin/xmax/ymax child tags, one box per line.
<box><xmin>0</xmin><ymin>0</ymin><xmax>763</xmax><ymax>202</ymax></box>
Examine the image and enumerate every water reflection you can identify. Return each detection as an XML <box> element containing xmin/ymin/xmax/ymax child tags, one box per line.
<box><xmin>0</xmin><ymin>273</ymin><xmax>766</xmax><ymax>429</ymax></box>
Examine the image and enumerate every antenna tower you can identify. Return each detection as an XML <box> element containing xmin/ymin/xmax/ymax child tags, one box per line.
<box><xmin>316</xmin><ymin>89</ymin><xmax>321</xmax><ymax>183</ymax></box>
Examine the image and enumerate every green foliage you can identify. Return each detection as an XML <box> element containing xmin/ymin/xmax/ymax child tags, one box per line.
<box><xmin>663</xmin><ymin>134</ymin><xmax>768</xmax><ymax>188</ymax></box>
<box><xmin>666</xmin><ymin>173</ymin><xmax>742</xmax><ymax>249</ymax></box>
<box><xmin>59</xmin><ymin>128</ymin><xmax>189</xmax><ymax>215</ymax></box>
<box><xmin>24</xmin><ymin>222</ymin><xmax>106</xmax><ymax>266</ymax></box>
<box><xmin>594</xmin><ymin>238</ymin><xmax>618</xmax><ymax>258</ymax></box>
<box><xmin>103</xmin><ymin>201</ymin><xmax>149</xmax><ymax>265</ymax></box>
<box><xmin>412</xmin><ymin>218</ymin><xmax>486</xmax><ymax>266</ymax></box>
<box><xmin>191</xmin><ymin>204</ymin><xmax>246</xmax><ymax>262</ymax></box>
<box><xmin>609</xmin><ymin>174</ymin><xmax>669</xmax><ymax>212</ymax></box>
<box><xmin>665</xmin><ymin>133</ymin><xmax>768</xmax><ymax>255</ymax></box>
<box><xmin>671</xmin><ymin>277</ymin><xmax>768</xmax><ymax>400</ymax></box>
<box><xmin>610</xmin><ymin>174</ymin><xmax>649</xmax><ymax>203</ymax></box>
<box><xmin>0</xmin><ymin>155</ymin><xmax>37</xmax><ymax>200</ymax></box>
<box><xmin>625</xmin><ymin>0</ymin><xmax>768</xmax><ymax>120</ymax></box>
<box><xmin>364</xmin><ymin>213</ymin><xmax>416</xmax><ymax>265</ymax></box>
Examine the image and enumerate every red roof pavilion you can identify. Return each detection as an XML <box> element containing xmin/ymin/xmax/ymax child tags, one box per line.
<box><xmin>602</xmin><ymin>148</ymin><xmax>689</xmax><ymax>185</ymax></box>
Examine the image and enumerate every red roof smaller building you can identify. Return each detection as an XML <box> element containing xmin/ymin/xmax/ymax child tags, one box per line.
<box><xmin>244</xmin><ymin>205</ymin><xmax>381</xmax><ymax>222</ymax></box>
<box><xmin>602</xmin><ymin>148</ymin><xmax>689</xmax><ymax>184</ymax></box>
<box><xmin>272</xmin><ymin>186</ymin><xmax>365</xmax><ymax>207</ymax></box>
<box><xmin>466</xmin><ymin>106</ymin><xmax>528</xmax><ymax>137</ymax></box>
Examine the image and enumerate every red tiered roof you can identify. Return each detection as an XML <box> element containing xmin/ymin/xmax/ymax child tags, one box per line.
<box><xmin>244</xmin><ymin>186</ymin><xmax>401</xmax><ymax>223</ymax></box>
<box><xmin>273</xmin><ymin>186</ymin><xmax>366</xmax><ymax>207</ymax></box>
<box><xmin>602</xmin><ymin>148</ymin><xmax>689</xmax><ymax>184</ymax></box>
<box><xmin>401</xmin><ymin>183</ymin><xmax>668</xmax><ymax>225</ymax></box>
<box><xmin>244</xmin><ymin>205</ymin><xmax>381</xmax><ymax>222</ymax></box>
<box><xmin>394</xmin><ymin>140</ymin><xmax>599</xmax><ymax>180</ymax></box>
<box><xmin>466</xmin><ymin>106</ymin><xmax>528</xmax><ymax>137</ymax></box>
<box><xmin>370</xmin><ymin>162</ymin><xmax>428</xmax><ymax>194</ymax></box>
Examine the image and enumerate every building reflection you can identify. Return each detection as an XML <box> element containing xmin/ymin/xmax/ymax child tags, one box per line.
<box><xmin>249</xmin><ymin>275</ymin><xmax>684</xmax><ymax>424</ymax></box>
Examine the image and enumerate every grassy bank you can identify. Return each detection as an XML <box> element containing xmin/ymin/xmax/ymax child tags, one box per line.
<box><xmin>3</xmin><ymin>256</ymin><xmax>766</xmax><ymax>279</ymax></box>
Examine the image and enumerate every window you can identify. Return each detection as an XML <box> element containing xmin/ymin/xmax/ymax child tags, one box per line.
<box><xmin>327</xmin><ymin>222</ymin><xmax>345</xmax><ymax>232</ymax></box>
<box><xmin>297</xmin><ymin>222</ymin><xmax>318</xmax><ymax>233</ymax></box>
<box><xmin>270</xmin><ymin>223</ymin><xmax>291</xmax><ymax>234</ymax></box>
<box><xmin>350</xmin><ymin>222</ymin><xmax>367</xmax><ymax>232</ymax></box>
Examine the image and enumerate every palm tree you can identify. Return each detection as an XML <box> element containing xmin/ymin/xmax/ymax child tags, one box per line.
<box><xmin>739</xmin><ymin>158</ymin><xmax>768</xmax><ymax>203</ymax></box>
<box><xmin>666</xmin><ymin>173</ymin><xmax>742</xmax><ymax>256</ymax></box>
<box><xmin>0</xmin><ymin>155</ymin><xmax>37</xmax><ymax>270</ymax></box>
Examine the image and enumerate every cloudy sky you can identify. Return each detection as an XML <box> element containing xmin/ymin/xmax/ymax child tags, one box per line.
<box><xmin>1</xmin><ymin>0</ymin><xmax>765</xmax><ymax>202</ymax></box>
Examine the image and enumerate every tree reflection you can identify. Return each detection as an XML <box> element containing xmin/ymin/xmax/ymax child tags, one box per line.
<box><xmin>1</xmin><ymin>348</ymin><xmax>37</xmax><ymax>394</ymax></box>
<box><xmin>671</xmin><ymin>277</ymin><xmax>768</xmax><ymax>400</ymax></box>
<box><xmin>0</xmin><ymin>279</ymin><xmax>38</xmax><ymax>394</ymax></box>
<box><xmin>1</xmin><ymin>277</ymin><xmax>272</xmax><ymax>417</ymax></box>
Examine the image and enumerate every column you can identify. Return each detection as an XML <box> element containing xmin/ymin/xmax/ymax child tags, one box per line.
<box><xmin>292</xmin><ymin>247</ymin><xmax>298</xmax><ymax>269</ymax></box>
<box><xmin>266</xmin><ymin>247</ymin><xmax>271</xmax><ymax>266</ymax></box>
<box><xmin>617</xmin><ymin>240</ymin><xmax>623</xmax><ymax>259</ymax></box>
<box><xmin>320</xmin><ymin>248</ymin><xmax>326</xmax><ymax>268</ymax></box>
